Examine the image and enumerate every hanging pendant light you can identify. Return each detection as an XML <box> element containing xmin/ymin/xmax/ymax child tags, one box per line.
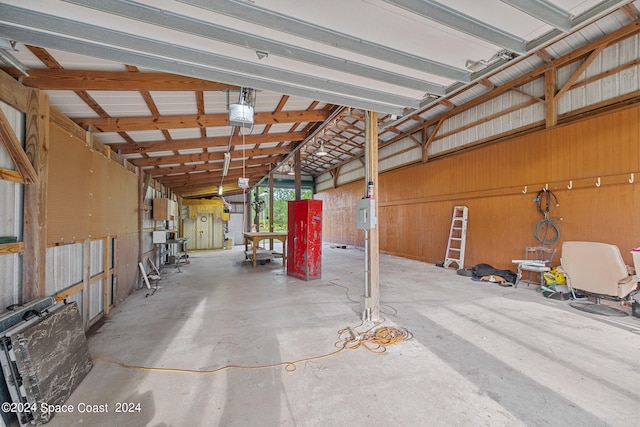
<box><xmin>316</xmin><ymin>139</ymin><xmax>328</xmax><ymax>156</ymax></box>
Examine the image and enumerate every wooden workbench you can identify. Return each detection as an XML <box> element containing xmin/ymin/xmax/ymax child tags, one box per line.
<box><xmin>243</xmin><ymin>231</ymin><xmax>288</xmax><ymax>268</ymax></box>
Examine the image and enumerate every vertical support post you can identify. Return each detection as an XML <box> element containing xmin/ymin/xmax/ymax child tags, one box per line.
<box><xmin>103</xmin><ymin>236</ymin><xmax>110</xmax><ymax>315</ymax></box>
<box><xmin>269</xmin><ymin>172</ymin><xmax>274</xmax><ymax>250</ymax></box>
<box><xmin>545</xmin><ymin>67</ymin><xmax>557</xmax><ymax>128</ymax></box>
<box><xmin>245</xmin><ymin>191</ymin><xmax>252</xmax><ymax>232</ymax></box>
<box><xmin>294</xmin><ymin>150</ymin><xmax>301</xmax><ymax>200</ymax></box>
<box><xmin>363</xmin><ymin>111</ymin><xmax>380</xmax><ymax>322</ymax></box>
<box><xmin>177</xmin><ymin>196</ymin><xmax>183</xmax><ymax>238</ymax></box>
<box><xmin>138</xmin><ymin>172</ymin><xmax>145</xmax><ymax>269</ymax></box>
<box><xmin>82</xmin><ymin>238</ymin><xmax>91</xmax><ymax>330</ymax></box>
<box><xmin>112</xmin><ymin>237</ymin><xmax>117</xmax><ymax>305</ymax></box>
<box><xmin>253</xmin><ymin>188</ymin><xmax>260</xmax><ymax>231</ymax></box>
<box><xmin>22</xmin><ymin>88</ymin><xmax>49</xmax><ymax>303</ymax></box>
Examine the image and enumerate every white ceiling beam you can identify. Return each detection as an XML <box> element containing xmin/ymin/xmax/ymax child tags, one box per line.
<box><xmin>178</xmin><ymin>0</ymin><xmax>471</xmax><ymax>83</ymax></box>
<box><xmin>63</xmin><ymin>0</ymin><xmax>447</xmax><ymax>96</ymax></box>
<box><xmin>500</xmin><ymin>0</ymin><xmax>572</xmax><ymax>32</ymax></box>
<box><xmin>382</xmin><ymin>0</ymin><xmax>527</xmax><ymax>54</ymax></box>
<box><xmin>1</xmin><ymin>26</ymin><xmax>407</xmax><ymax>115</ymax></box>
<box><xmin>0</xmin><ymin>5</ymin><xmax>413</xmax><ymax>114</ymax></box>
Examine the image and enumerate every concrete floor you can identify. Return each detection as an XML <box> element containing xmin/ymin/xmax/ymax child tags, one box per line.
<box><xmin>50</xmin><ymin>243</ymin><xmax>640</xmax><ymax>426</ymax></box>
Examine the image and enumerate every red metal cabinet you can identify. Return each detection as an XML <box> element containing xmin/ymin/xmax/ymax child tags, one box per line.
<box><xmin>287</xmin><ymin>200</ymin><xmax>322</xmax><ymax>280</ymax></box>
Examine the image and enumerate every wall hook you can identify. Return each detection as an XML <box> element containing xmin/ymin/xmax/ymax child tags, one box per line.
<box><xmin>522</xmin><ymin>185</ymin><xmax>527</xmax><ymax>194</ymax></box>
<box><xmin>567</xmin><ymin>180</ymin><xmax>573</xmax><ymax>190</ymax></box>
<box><xmin>545</xmin><ymin>183</ymin><xmax>549</xmax><ymax>190</ymax></box>
<box><xmin>596</xmin><ymin>177</ymin><xmax>601</xmax><ymax>187</ymax></box>
<box><xmin>630</xmin><ymin>173</ymin><xmax>635</xmax><ymax>184</ymax></box>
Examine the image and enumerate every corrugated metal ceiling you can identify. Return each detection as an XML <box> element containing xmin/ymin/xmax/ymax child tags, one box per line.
<box><xmin>0</xmin><ymin>0</ymin><xmax>637</xmax><ymax>197</ymax></box>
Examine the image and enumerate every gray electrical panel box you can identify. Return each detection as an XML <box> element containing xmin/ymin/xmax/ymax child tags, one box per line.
<box><xmin>356</xmin><ymin>198</ymin><xmax>376</xmax><ymax>229</ymax></box>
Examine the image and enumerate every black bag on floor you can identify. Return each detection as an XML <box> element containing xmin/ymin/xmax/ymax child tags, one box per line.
<box><xmin>470</xmin><ymin>263</ymin><xmax>518</xmax><ymax>284</ymax></box>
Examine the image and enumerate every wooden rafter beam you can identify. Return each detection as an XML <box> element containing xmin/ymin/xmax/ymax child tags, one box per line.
<box><xmin>554</xmin><ymin>45</ymin><xmax>606</xmax><ymax>101</ymax></box>
<box><xmin>171</xmin><ymin>169</ymin><xmax>268</xmax><ymax>192</ymax></box>
<box><xmin>570</xmin><ymin>57</ymin><xmax>640</xmax><ymax>91</ymax></box>
<box><xmin>0</xmin><ymin>69</ymin><xmax>29</xmax><ymax>112</ymax></box>
<box><xmin>19</xmin><ymin>69</ymin><xmax>240</xmax><ymax>92</ymax></box>
<box><xmin>438</xmin><ymin>98</ymin><xmax>455</xmax><ymax>109</ymax></box>
<box><xmin>0</xmin><ymin>167</ymin><xmax>23</xmax><ymax>183</ymax></box>
<box><xmin>382</xmin><ymin>21</ymin><xmax>640</xmax><ymax>151</ymax></box>
<box><xmin>509</xmin><ymin>86</ymin><xmax>544</xmax><ymax>103</ymax></box>
<box><xmin>125</xmin><ymin>65</ymin><xmax>174</xmax><ymax>145</ymax></box>
<box><xmin>477</xmin><ymin>78</ymin><xmax>495</xmax><ymax>89</ymax></box>
<box><xmin>0</xmin><ymin>107</ymin><xmax>38</xmax><ymax>183</ymax></box>
<box><xmin>74</xmin><ymin>110</ymin><xmax>330</xmax><ymax>132</ymax></box>
<box><xmin>147</xmin><ymin>157</ymin><xmax>272</xmax><ymax>177</ymax></box>
<box><xmin>622</xmin><ymin>3</ymin><xmax>640</xmax><ymax>21</ymax></box>
<box><xmin>535</xmin><ymin>49</ymin><xmax>554</xmax><ymax>63</ymax></box>
<box><xmin>180</xmin><ymin>179</ymin><xmax>259</xmax><ymax>197</ymax></box>
<box><xmin>264</xmin><ymin>95</ymin><xmax>289</xmax><ymax>136</ymax></box>
<box><xmin>196</xmin><ymin>91</ymin><xmax>206</xmax><ymax>138</ymax></box>
<box><xmin>129</xmin><ymin>146</ymin><xmax>290</xmax><ymax>167</ymax></box>
<box><xmin>424</xmin><ymin>118</ymin><xmax>445</xmax><ymax>161</ymax></box>
<box><xmin>156</xmin><ymin>165</ymin><xmax>269</xmax><ymax>184</ymax></box>
<box><xmin>116</xmin><ymin>131</ymin><xmax>305</xmax><ymax>155</ymax></box>
<box><xmin>26</xmin><ymin>46</ymin><xmax>138</xmax><ymax>148</ymax></box>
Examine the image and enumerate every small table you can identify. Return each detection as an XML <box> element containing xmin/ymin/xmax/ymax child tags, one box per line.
<box><xmin>243</xmin><ymin>232</ymin><xmax>288</xmax><ymax>268</ymax></box>
<box><xmin>512</xmin><ymin>260</ymin><xmax>550</xmax><ymax>288</ymax></box>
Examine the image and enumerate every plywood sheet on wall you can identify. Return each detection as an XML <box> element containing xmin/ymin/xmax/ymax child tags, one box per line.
<box><xmin>90</xmin><ymin>150</ymin><xmax>108</xmax><ymax>237</ymax></box>
<box><xmin>47</xmin><ymin>124</ymin><xmax>91</xmax><ymax>243</ymax></box>
<box><xmin>47</xmin><ymin>123</ymin><xmax>139</xmax><ymax>244</ymax></box>
<box><xmin>106</xmin><ymin>160</ymin><xmax>138</xmax><ymax>234</ymax></box>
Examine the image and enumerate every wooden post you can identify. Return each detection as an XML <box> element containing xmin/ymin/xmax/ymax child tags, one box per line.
<box><xmin>140</xmin><ymin>171</ymin><xmax>152</xmax><ymax>275</ymax></box>
<box><xmin>545</xmin><ymin>67</ymin><xmax>557</xmax><ymax>128</ymax></box>
<box><xmin>253</xmin><ymin>189</ymin><xmax>260</xmax><ymax>231</ymax></box>
<box><xmin>245</xmin><ymin>191</ymin><xmax>251</xmax><ymax>232</ymax></box>
<box><xmin>103</xmin><ymin>236</ymin><xmax>110</xmax><ymax>315</ymax></box>
<box><xmin>294</xmin><ymin>150</ymin><xmax>301</xmax><ymax>200</ymax></box>
<box><xmin>363</xmin><ymin>111</ymin><xmax>380</xmax><ymax>322</ymax></box>
<box><xmin>83</xmin><ymin>238</ymin><xmax>91</xmax><ymax>330</ymax></box>
<box><xmin>22</xmin><ymin>88</ymin><xmax>49</xmax><ymax>303</ymax></box>
<box><xmin>269</xmin><ymin>172</ymin><xmax>274</xmax><ymax>250</ymax></box>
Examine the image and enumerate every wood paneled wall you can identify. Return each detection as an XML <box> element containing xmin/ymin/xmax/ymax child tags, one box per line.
<box><xmin>47</xmin><ymin>122</ymin><xmax>140</xmax><ymax>300</ymax></box>
<box><xmin>317</xmin><ymin>105</ymin><xmax>640</xmax><ymax>270</ymax></box>
<box><xmin>48</xmin><ymin>124</ymin><xmax>138</xmax><ymax>243</ymax></box>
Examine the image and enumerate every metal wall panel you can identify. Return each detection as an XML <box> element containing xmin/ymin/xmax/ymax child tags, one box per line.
<box><xmin>45</xmin><ymin>243</ymin><xmax>84</xmax><ymax>295</ymax></box>
<box><xmin>0</xmin><ymin>104</ymin><xmax>25</xmax><ymax>312</ymax></box>
<box><xmin>336</xmin><ymin>162</ymin><xmax>364</xmax><ymax>186</ymax></box>
<box><xmin>0</xmin><ymin>253</ymin><xmax>21</xmax><ymax>312</ymax></box>
<box><xmin>315</xmin><ymin>174</ymin><xmax>333</xmax><ymax>192</ymax></box>
<box><xmin>431</xmin><ymin>103</ymin><xmax>544</xmax><ymax>156</ymax></box>
<box><xmin>419</xmin><ymin>75</ymin><xmax>549</xmax><ymax>158</ymax></box>
<box><xmin>379</xmin><ymin>146</ymin><xmax>422</xmax><ymax>172</ymax></box>
<box><xmin>0</xmin><ymin>180</ymin><xmax>21</xmax><ymax>239</ymax></box>
<box><xmin>90</xmin><ymin>239</ymin><xmax>104</xmax><ymax>277</ymax></box>
<box><xmin>378</xmin><ymin>137</ymin><xmax>422</xmax><ymax>173</ymax></box>
<box><xmin>89</xmin><ymin>279</ymin><xmax>103</xmax><ymax>320</ymax></box>
<box><xmin>559</xmin><ymin>36</ymin><xmax>640</xmax><ymax>115</ymax></box>
<box><xmin>0</xmin><ymin>101</ymin><xmax>23</xmax><ymax>169</ymax></box>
